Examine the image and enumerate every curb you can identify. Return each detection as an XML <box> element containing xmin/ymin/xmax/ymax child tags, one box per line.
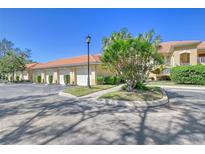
<box><xmin>149</xmin><ymin>85</ymin><xmax>205</xmax><ymax>90</ymax></box>
<box><xmin>95</xmin><ymin>88</ymin><xmax>168</xmax><ymax>108</ymax></box>
<box><xmin>58</xmin><ymin>91</ymin><xmax>77</xmax><ymax>99</ymax></box>
<box><xmin>59</xmin><ymin>87</ymin><xmax>168</xmax><ymax>108</ymax></box>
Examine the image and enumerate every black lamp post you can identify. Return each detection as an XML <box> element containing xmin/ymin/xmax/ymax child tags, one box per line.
<box><xmin>86</xmin><ymin>35</ymin><xmax>91</xmax><ymax>88</ymax></box>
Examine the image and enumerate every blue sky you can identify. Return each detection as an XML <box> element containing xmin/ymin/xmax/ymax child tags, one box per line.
<box><xmin>0</xmin><ymin>9</ymin><xmax>205</xmax><ymax>62</ymax></box>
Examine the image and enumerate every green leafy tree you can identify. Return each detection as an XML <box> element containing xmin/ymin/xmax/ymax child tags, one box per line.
<box><xmin>101</xmin><ymin>29</ymin><xmax>164</xmax><ymax>91</ymax></box>
<box><xmin>0</xmin><ymin>38</ymin><xmax>14</xmax><ymax>58</ymax></box>
<box><xmin>0</xmin><ymin>38</ymin><xmax>32</xmax><ymax>80</ymax></box>
<box><xmin>0</xmin><ymin>50</ymin><xmax>28</xmax><ymax>82</ymax></box>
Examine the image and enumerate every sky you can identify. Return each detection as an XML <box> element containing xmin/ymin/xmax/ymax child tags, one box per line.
<box><xmin>0</xmin><ymin>9</ymin><xmax>205</xmax><ymax>62</ymax></box>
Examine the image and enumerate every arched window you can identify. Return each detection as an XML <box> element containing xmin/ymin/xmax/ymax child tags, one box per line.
<box><xmin>180</xmin><ymin>53</ymin><xmax>190</xmax><ymax>65</ymax></box>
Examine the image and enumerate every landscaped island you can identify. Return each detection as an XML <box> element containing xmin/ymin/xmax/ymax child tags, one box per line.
<box><xmin>99</xmin><ymin>87</ymin><xmax>163</xmax><ymax>101</ymax></box>
<box><xmin>63</xmin><ymin>85</ymin><xmax>115</xmax><ymax>97</ymax></box>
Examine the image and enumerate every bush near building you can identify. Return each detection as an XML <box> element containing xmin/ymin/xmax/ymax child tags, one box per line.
<box><xmin>37</xmin><ymin>76</ymin><xmax>41</xmax><ymax>83</ymax></box>
<box><xmin>97</xmin><ymin>76</ymin><xmax>122</xmax><ymax>85</ymax></box>
<box><xmin>170</xmin><ymin>65</ymin><xmax>205</xmax><ymax>85</ymax></box>
<box><xmin>16</xmin><ymin>76</ymin><xmax>20</xmax><ymax>82</ymax></box>
<box><xmin>48</xmin><ymin>75</ymin><xmax>53</xmax><ymax>84</ymax></box>
<box><xmin>64</xmin><ymin>74</ymin><xmax>70</xmax><ymax>85</ymax></box>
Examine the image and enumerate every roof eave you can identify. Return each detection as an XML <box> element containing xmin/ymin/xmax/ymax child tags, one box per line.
<box><xmin>32</xmin><ymin>62</ymin><xmax>100</xmax><ymax>70</ymax></box>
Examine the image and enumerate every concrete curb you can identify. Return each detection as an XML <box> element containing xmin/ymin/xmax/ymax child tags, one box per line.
<box><xmin>58</xmin><ymin>91</ymin><xmax>77</xmax><ymax>98</ymax></box>
<box><xmin>59</xmin><ymin>87</ymin><xmax>168</xmax><ymax>108</ymax></box>
<box><xmin>58</xmin><ymin>84</ymin><xmax>124</xmax><ymax>99</ymax></box>
<box><xmin>94</xmin><ymin>88</ymin><xmax>168</xmax><ymax>108</ymax></box>
<box><xmin>149</xmin><ymin>85</ymin><xmax>205</xmax><ymax>90</ymax></box>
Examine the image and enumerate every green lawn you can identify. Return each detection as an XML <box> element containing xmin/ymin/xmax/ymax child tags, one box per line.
<box><xmin>99</xmin><ymin>87</ymin><xmax>163</xmax><ymax>101</ymax></box>
<box><xmin>147</xmin><ymin>80</ymin><xmax>205</xmax><ymax>87</ymax></box>
<box><xmin>63</xmin><ymin>85</ymin><xmax>115</xmax><ymax>97</ymax></box>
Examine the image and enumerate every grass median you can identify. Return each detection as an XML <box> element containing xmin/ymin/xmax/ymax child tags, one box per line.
<box><xmin>99</xmin><ymin>87</ymin><xmax>163</xmax><ymax>101</ymax></box>
<box><xmin>63</xmin><ymin>85</ymin><xmax>116</xmax><ymax>97</ymax></box>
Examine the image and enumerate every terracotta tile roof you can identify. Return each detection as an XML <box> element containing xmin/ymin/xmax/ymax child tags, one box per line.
<box><xmin>158</xmin><ymin>40</ymin><xmax>202</xmax><ymax>54</ymax></box>
<box><xmin>25</xmin><ymin>63</ymin><xmax>39</xmax><ymax>69</ymax></box>
<box><xmin>32</xmin><ymin>54</ymin><xmax>101</xmax><ymax>69</ymax></box>
<box><xmin>197</xmin><ymin>42</ymin><xmax>205</xmax><ymax>50</ymax></box>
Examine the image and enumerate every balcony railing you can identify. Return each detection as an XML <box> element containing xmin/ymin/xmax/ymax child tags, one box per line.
<box><xmin>198</xmin><ymin>57</ymin><xmax>205</xmax><ymax>64</ymax></box>
<box><xmin>160</xmin><ymin>68</ymin><xmax>171</xmax><ymax>75</ymax></box>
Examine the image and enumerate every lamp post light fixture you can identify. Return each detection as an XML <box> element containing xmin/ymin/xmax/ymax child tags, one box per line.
<box><xmin>86</xmin><ymin>35</ymin><xmax>91</xmax><ymax>88</ymax></box>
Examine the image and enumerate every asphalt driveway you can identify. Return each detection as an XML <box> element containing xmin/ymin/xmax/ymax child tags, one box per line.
<box><xmin>0</xmin><ymin>83</ymin><xmax>205</xmax><ymax>144</ymax></box>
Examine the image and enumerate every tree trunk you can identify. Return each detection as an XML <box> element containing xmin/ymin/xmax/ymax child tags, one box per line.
<box><xmin>127</xmin><ymin>80</ymin><xmax>135</xmax><ymax>92</ymax></box>
<box><xmin>12</xmin><ymin>71</ymin><xmax>14</xmax><ymax>82</ymax></box>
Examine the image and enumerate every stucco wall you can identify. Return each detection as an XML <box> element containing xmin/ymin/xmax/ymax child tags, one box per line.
<box><xmin>41</xmin><ymin>71</ymin><xmax>46</xmax><ymax>83</ymax></box>
<box><xmin>33</xmin><ymin>70</ymin><xmax>41</xmax><ymax>82</ymax></box>
<box><xmin>70</xmin><ymin>67</ymin><xmax>76</xmax><ymax>85</ymax></box>
<box><xmin>96</xmin><ymin>65</ymin><xmax>115</xmax><ymax>77</ymax></box>
<box><xmin>53</xmin><ymin>70</ymin><xmax>59</xmax><ymax>84</ymax></box>
<box><xmin>171</xmin><ymin>45</ymin><xmax>198</xmax><ymax>66</ymax></box>
<box><xmin>30</xmin><ymin>64</ymin><xmax>113</xmax><ymax>85</ymax></box>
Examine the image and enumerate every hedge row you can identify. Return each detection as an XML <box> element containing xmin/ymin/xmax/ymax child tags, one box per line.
<box><xmin>170</xmin><ymin>65</ymin><xmax>205</xmax><ymax>85</ymax></box>
<box><xmin>97</xmin><ymin>76</ymin><xmax>123</xmax><ymax>85</ymax></box>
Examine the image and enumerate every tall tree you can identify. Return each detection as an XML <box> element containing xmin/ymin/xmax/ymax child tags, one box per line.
<box><xmin>0</xmin><ymin>38</ymin><xmax>14</xmax><ymax>57</ymax></box>
<box><xmin>0</xmin><ymin>50</ymin><xmax>28</xmax><ymax>81</ymax></box>
<box><xmin>0</xmin><ymin>38</ymin><xmax>32</xmax><ymax>80</ymax></box>
<box><xmin>101</xmin><ymin>29</ymin><xmax>164</xmax><ymax>91</ymax></box>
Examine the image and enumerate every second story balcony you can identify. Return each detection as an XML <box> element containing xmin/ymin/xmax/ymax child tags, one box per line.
<box><xmin>198</xmin><ymin>57</ymin><xmax>205</xmax><ymax>64</ymax></box>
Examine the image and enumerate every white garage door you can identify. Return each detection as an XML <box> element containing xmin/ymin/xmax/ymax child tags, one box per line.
<box><xmin>76</xmin><ymin>67</ymin><xmax>91</xmax><ymax>86</ymax></box>
<box><xmin>59</xmin><ymin>69</ymin><xmax>71</xmax><ymax>85</ymax></box>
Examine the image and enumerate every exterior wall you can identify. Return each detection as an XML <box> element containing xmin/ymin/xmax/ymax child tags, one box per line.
<box><xmin>172</xmin><ymin>45</ymin><xmax>198</xmax><ymax>66</ymax></box>
<box><xmin>33</xmin><ymin>70</ymin><xmax>41</xmax><ymax>82</ymax></box>
<box><xmin>156</xmin><ymin>45</ymin><xmax>200</xmax><ymax>80</ymax></box>
<box><xmin>53</xmin><ymin>70</ymin><xmax>59</xmax><ymax>84</ymax></box>
<box><xmin>91</xmin><ymin>65</ymin><xmax>96</xmax><ymax>85</ymax></box>
<box><xmin>41</xmin><ymin>71</ymin><xmax>46</xmax><ymax>83</ymax></box>
<box><xmin>59</xmin><ymin>68</ymin><xmax>72</xmax><ymax>85</ymax></box>
<box><xmin>197</xmin><ymin>50</ymin><xmax>205</xmax><ymax>64</ymax></box>
<box><xmin>32</xmin><ymin>65</ymin><xmax>105</xmax><ymax>85</ymax></box>
<box><xmin>22</xmin><ymin>71</ymin><xmax>29</xmax><ymax>80</ymax></box>
<box><xmin>75</xmin><ymin>65</ymin><xmax>96</xmax><ymax>86</ymax></box>
<box><xmin>70</xmin><ymin>67</ymin><xmax>77</xmax><ymax>85</ymax></box>
<box><xmin>96</xmin><ymin>65</ymin><xmax>115</xmax><ymax>77</ymax></box>
<box><xmin>45</xmin><ymin>69</ymin><xmax>54</xmax><ymax>84</ymax></box>
<box><xmin>11</xmin><ymin>71</ymin><xmax>29</xmax><ymax>81</ymax></box>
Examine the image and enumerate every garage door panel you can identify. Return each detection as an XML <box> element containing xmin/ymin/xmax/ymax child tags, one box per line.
<box><xmin>77</xmin><ymin>68</ymin><xmax>91</xmax><ymax>86</ymax></box>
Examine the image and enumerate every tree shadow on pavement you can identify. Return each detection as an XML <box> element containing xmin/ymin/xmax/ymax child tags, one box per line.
<box><xmin>0</xmin><ymin>90</ymin><xmax>205</xmax><ymax>144</ymax></box>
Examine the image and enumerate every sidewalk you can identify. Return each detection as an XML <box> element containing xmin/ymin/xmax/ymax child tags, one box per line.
<box><xmin>149</xmin><ymin>84</ymin><xmax>205</xmax><ymax>90</ymax></box>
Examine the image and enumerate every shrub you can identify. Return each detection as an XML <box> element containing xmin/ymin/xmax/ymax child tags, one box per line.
<box><xmin>134</xmin><ymin>81</ymin><xmax>148</xmax><ymax>90</ymax></box>
<box><xmin>104</xmin><ymin>76</ymin><xmax>114</xmax><ymax>84</ymax></box>
<box><xmin>97</xmin><ymin>76</ymin><xmax>104</xmax><ymax>85</ymax></box>
<box><xmin>170</xmin><ymin>65</ymin><xmax>205</xmax><ymax>85</ymax></box>
<box><xmin>16</xmin><ymin>76</ymin><xmax>20</xmax><ymax>82</ymax></box>
<box><xmin>37</xmin><ymin>76</ymin><xmax>41</xmax><ymax>83</ymax></box>
<box><xmin>48</xmin><ymin>75</ymin><xmax>53</xmax><ymax>84</ymax></box>
<box><xmin>97</xmin><ymin>76</ymin><xmax>122</xmax><ymax>85</ymax></box>
<box><xmin>64</xmin><ymin>74</ymin><xmax>70</xmax><ymax>85</ymax></box>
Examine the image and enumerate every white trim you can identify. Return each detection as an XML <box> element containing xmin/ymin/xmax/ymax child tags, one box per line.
<box><xmin>179</xmin><ymin>50</ymin><xmax>192</xmax><ymax>54</ymax></box>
